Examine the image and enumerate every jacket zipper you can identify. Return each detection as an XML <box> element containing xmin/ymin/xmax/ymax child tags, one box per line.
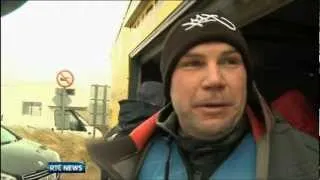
<box><xmin>176</xmin><ymin>147</ymin><xmax>195</xmax><ymax>180</ymax></box>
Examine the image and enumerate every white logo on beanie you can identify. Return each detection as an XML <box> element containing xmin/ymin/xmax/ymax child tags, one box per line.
<box><xmin>182</xmin><ymin>13</ymin><xmax>236</xmax><ymax>31</ymax></box>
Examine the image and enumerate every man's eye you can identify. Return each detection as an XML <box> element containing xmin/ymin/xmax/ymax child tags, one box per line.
<box><xmin>219</xmin><ymin>57</ymin><xmax>242</xmax><ymax>66</ymax></box>
<box><xmin>178</xmin><ymin>59</ymin><xmax>204</xmax><ymax>68</ymax></box>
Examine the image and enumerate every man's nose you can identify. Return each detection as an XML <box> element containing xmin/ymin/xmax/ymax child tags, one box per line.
<box><xmin>201</xmin><ymin>62</ymin><xmax>226</xmax><ymax>90</ymax></box>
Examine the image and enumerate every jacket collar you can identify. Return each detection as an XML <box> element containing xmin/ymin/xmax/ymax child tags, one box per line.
<box><xmin>129</xmin><ymin>105</ymin><xmax>267</xmax><ymax>151</ymax></box>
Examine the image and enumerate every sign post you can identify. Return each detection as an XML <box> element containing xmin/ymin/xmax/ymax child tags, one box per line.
<box><xmin>92</xmin><ymin>86</ymin><xmax>98</xmax><ymax>138</ymax></box>
<box><xmin>89</xmin><ymin>85</ymin><xmax>109</xmax><ymax>139</ymax></box>
<box><xmin>61</xmin><ymin>88</ymin><xmax>65</xmax><ymax>133</ymax></box>
<box><xmin>56</xmin><ymin>69</ymin><xmax>74</xmax><ymax>133</ymax></box>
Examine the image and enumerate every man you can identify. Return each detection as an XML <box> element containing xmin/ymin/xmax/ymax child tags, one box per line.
<box><xmin>104</xmin><ymin>81</ymin><xmax>165</xmax><ymax>140</ymax></box>
<box><xmin>87</xmin><ymin>11</ymin><xmax>318</xmax><ymax>180</ymax></box>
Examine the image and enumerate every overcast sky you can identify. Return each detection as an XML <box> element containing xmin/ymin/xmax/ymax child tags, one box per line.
<box><xmin>1</xmin><ymin>1</ymin><xmax>128</xmax><ymax>86</ymax></box>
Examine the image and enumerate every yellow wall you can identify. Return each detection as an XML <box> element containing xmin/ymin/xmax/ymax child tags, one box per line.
<box><xmin>109</xmin><ymin>0</ymin><xmax>183</xmax><ymax>127</ymax></box>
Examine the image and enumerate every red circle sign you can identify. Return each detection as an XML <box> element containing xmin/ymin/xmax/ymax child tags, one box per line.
<box><xmin>56</xmin><ymin>70</ymin><xmax>74</xmax><ymax>88</ymax></box>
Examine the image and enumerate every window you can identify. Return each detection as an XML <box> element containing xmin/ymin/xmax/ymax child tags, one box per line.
<box><xmin>154</xmin><ymin>0</ymin><xmax>163</xmax><ymax>6</ymax></box>
<box><xmin>54</xmin><ymin>110</ymin><xmax>86</xmax><ymax>131</ymax></box>
<box><xmin>133</xmin><ymin>18</ymin><xmax>141</xmax><ymax>28</ymax></box>
<box><xmin>127</xmin><ymin>1</ymin><xmax>155</xmax><ymax>28</ymax></box>
<box><xmin>68</xmin><ymin>111</ymin><xmax>86</xmax><ymax>131</ymax></box>
<box><xmin>22</xmin><ymin>101</ymin><xmax>42</xmax><ymax>116</ymax></box>
<box><xmin>145</xmin><ymin>4</ymin><xmax>153</xmax><ymax>15</ymax></box>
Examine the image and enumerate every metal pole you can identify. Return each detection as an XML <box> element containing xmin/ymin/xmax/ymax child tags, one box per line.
<box><xmin>103</xmin><ymin>85</ymin><xmax>107</xmax><ymax>126</ymax></box>
<box><xmin>92</xmin><ymin>85</ymin><xmax>98</xmax><ymax>139</ymax></box>
<box><xmin>61</xmin><ymin>88</ymin><xmax>65</xmax><ymax>133</ymax></box>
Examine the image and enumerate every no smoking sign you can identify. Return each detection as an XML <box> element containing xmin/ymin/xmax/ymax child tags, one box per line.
<box><xmin>56</xmin><ymin>70</ymin><xmax>74</xmax><ymax>88</ymax></box>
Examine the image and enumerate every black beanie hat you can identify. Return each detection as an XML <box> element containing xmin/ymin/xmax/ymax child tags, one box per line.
<box><xmin>160</xmin><ymin>11</ymin><xmax>251</xmax><ymax>101</ymax></box>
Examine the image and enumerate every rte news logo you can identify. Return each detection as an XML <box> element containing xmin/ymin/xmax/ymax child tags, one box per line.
<box><xmin>48</xmin><ymin>162</ymin><xmax>86</xmax><ymax>173</ymax></box>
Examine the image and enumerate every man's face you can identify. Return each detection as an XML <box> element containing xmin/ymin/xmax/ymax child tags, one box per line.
<box><xmin>170</xmin><ymin>42</ymin><xmax>247</xmax><ymax>140</ymax></box>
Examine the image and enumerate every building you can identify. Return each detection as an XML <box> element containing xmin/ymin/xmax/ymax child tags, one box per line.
<box><xmin>1</xmin><ymin>81</ymin><xmax>90</xmax><ymax>128</ymax></box>
<box><xmin>109</xmin><ymin>0</ymin><xmax>183</xmax><ymax>126</ymax></box>
<box><xmin>109</xmin><ymin>0</ymin><xmax>317</xmax><ymax>127</ymax></box>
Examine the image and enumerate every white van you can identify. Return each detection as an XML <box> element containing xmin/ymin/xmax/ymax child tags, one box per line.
<box><xmin>52</xmin><ymin>108</ymin><xmax>103</xmax><ymax>138</ymax></box>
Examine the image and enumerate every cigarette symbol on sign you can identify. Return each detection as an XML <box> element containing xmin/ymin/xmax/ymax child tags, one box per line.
<box><xmin>56</xmin><ymin>70</ymin><xmax>74</xmax><ymax>88</ymax></box>
<box><xmin>59</xmin><ymin>75</ymin><xmax>71</xmax><ymax>83</ymax></box>
<box><xmin>60</xmin><ymin>77</ymin><xmax>67</xmax><ymax>81</ymax></box>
